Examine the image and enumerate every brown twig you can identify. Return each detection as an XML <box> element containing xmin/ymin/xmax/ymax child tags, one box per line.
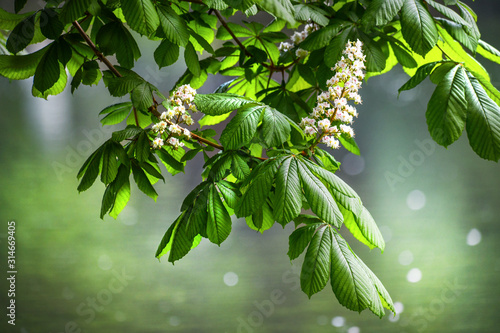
<box><xmin>72</xmin><ymin>20</ymin><xmax>122</xmax><ymax>78</ymax></box>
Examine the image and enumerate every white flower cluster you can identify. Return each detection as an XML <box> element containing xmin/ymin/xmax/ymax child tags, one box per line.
<box><xmin>278</xmin><ymin>22</ymin><xmax>319</xmax><ymax>58</ymax></box>
<box><xmin>151</xmin><ymin>84</ymin><xmax>196</xmax><ymax>150</ymax></box>
<box><xmin>299</xmin><ymin>40</ymin><xmax>366</xmax><ymax>150</ymax></box>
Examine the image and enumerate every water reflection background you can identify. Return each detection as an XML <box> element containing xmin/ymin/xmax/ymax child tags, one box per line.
<box><xmin>1</xmin><ymin>2</ymin><xmax>500</xmax><ymax>332</ymax></box>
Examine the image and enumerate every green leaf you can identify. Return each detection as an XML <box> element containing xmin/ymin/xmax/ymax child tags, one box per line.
<box><xmin>216</xmin><ymin>180</ymin><xmax>240</xmax><ymax>209</ymax></box>
<box><xmin>330</xmin><ymin>229</ymin><xmax>383</xmax><ymax>316</ymax></box>
<box><xmin>60</xmin><ymin>0</ymin><xmax>93</xmax><ymax>23</ymax></box>
<box><xmin>436</xmin><ymin>25</ymin><xmax>489</xmax><ymax>81</ymax></box>
<box><xmin>101</xmin><ymin>142</ymin><xmax>119</xmax><ymax>185</ymax></box>
<box><xmin>155</xmin><ymin>210</ymin><xmax>199</xmax><ymax>262</ymax></box>
<box><xmin>338</xmin><ymin>135</ymin><xmax>360</xmax><ymax>155</ymax></box>
<box><xmin>156</xmin><ymin>148</ymin><xmax>185</xmax><ymax>175</ymax></box>
<box><xmin>6</xmin><ymin>13</ymin><xmax>35</xmax><ymax>54</ymax></box>
<box><xmin>294</xmin><ymin>4</ymin><xmax>329</xmax><ymax>27</ymax></box>
<box><xmin>121</xmin><ymin>0</ymin><xmax>160</xmax><ymax>36</ymax></box>
<box><xmin>0</xmin><ymin>8</ymin><xmax>32</xmax><ymax>30</ymax></box>
<box><xmin>157</xmin><ymin>5</ymin><xmax>190</xmax><ymax>46</ymax></box>
<box><xmin>435</xmin><ymin>18</ymin><xmax>477</xmax><ymax>53</ymax></box>
<box><xmin>33</xmin><ymin>42</ymin><xmax>60</xmax><ymax>94</ymax></box>
<box><xmin>401</xmin><ymin>0</ymin><xmax>438</xmax><ymax>56</ymax></box>
<box><xmin>109</xmin><ymin>180</ymin><xmax>131</xmax><ymax>219</ymax></box>
<box><xmin>97</xmin><ymin>21</ymin><xmax>141</xmax><ymax>69</ymax></box>
<box><xmin>99</xmin><ymin>102</ymin><xmax>132</xmax><ymax>125</ymax></box>
<box><xmin>356</xmin><ymin>256</ymin><xmax>395</xmax><ymax>314</ymax></box>
<box><xmin>301</xmin><ymin>21</ymin><xmax>347</xmax><ymax>51</ymax></box>
<box><xmin>14</xmin><ymin>0</ymin><xmax>27</xmax><ymax>14</ymax></box>
<box><xmin>198</xmin><ymin>113</ymin><xmax>232</xmax><ymax>128</ymax></box>
<box><xmin>324</xmin><ymin>27</ymin><xmax>352</xmax><ymax>68</ymax></box>
<box><xmin>207</xmin><ymin>185</ymin><xmax>232</xmax><ymax>245</ymax></box>
<box><xmin>261</xmin><ymin>106</ymin><xmax>292</xmax><ymax>147</ymax></box>
<box><xmin>313</xmin><ymin>148</ymin><xmax>340</xmax><ymax>173</ymax></box>
<box><xmin>358</xmin><ymin>32</ymin><xmax>386</xmax><ymax>73</ymax></box>
<box><xmin>220</xmin><ymin>105</ymin><xmax>264</xmax><ymax>150</ymax></box>
<box><xmin>230</xmin><ymin>153</ymin><xmax>250</xmax><ymax>180</ymax></box>
<box><xmin>40</xmin><ymin>9</ymin><xmax>64</xmax><ymax>40</ymax></box>
<box><xmin>390</xmin><ymin>41</ymin><xmax>418</xmax><ymax>68</ymax></box>
<box><xmin>236</xmin><ymin>157</ymin><xmax>282</xmax><ymax>217</ymax></box>
<box><xmin>131</xmin><ymin>162</ymin><xmax>158</xmax><ymax>201</ymax></box>
<box><xmin>297</xmin><ymin>159</ymin><xmax>343</xmax><ymax>228</ymax></box>
<box><xmin>112</xmin><ymin>125</ymin><xmax>143</xmax><ymax>141</ymax></box>
<box><xmin>0</xmin><ymin>45</ymin><xmax>48</xmax><ymax>80</ymax></box>
<box><xmin>463</xmin><ymin>71</ymin><xmax>500</xmax><ymax>161</ymax></box>
<box><xmin>184</xmin><ymin>42</ymin><xmax>201</xmax><ymax>77</ymax></box>
<box><xmin>426</xmin><ymin>0</ymin><xmax>470</xmax><ymax>27</ymax></box>
<box><xmin>194</xmin><ymin>93</ymin><xmax>257</xmax><ymax>116</ymax></box>
<box><xmin>154</xmin><ymin>39</ymin><xmax>179</xmax><ymax>68</ymax></box>
<box><xmin>77</xmin><ymin>147</ymin><xmax>103</xmax><ymax>192</ymax></box>
<box><xmin>135</xmin><ymin>131</ymin><xmax>150</xmax><ymax>163</ymax></box>
<box><xmin>426</xmin><ymin>65</ymin><xmax>467</xmax><ymax>147</ymax></box>
<box><xmin>300</xmin><ymin>225</ymin><xmax>331</xmax><ymax>298</ymax></box>
<box><xmin>477</xmin><ymin>40</ymin><xmax>500</xmax><ymax>65</ymax></box>
<box><xmin>288</xmin><ymin>222</ymin><xmax>322</xmax><ymax>261</ymax></box>
<box><xmin>273</xmin><ymin>157</ymin><xmax>302</xmax><ymax>226</ymax></box>
<box><xmin>362</xmin><ymin>0</ymin><xmax>404</xmax><ymax>27</ymax></box>
<box><xmin>300</xmin><ymin>158</ymin><xmax>363</xmax><ymax>218</ymax></box>
<box><xmin>131</xmin><ymin>81</ymin><xmax>154</xmax><ymax>112</ymax></box>
<box><xmin>259</xmin><ymin>0</ymin><xmax>296</xmax><ymax>26</ymax></box>
<box><xmin>398</xmin><ymin>61</ymin><xmax>441</xmax><ymax>95</ymax></box>
<box><xmin>342</xmin><ymin>206</ymin><xmax>385</xmax><ymax>251</ymax></box>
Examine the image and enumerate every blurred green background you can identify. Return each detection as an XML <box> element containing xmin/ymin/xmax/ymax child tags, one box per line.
<box><xmin>1</xmin><ymin>1</ymin><xmax>500</xmax><ymax>332</ymax></box>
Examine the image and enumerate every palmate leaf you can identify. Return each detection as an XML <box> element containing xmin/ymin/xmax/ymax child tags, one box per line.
<box><xmin>300</xmin><ymin>225</ymin><xmax>332</xmax><ymax>298</ymax></box>
<box><xmin>207</xmin><ymin>184</ymin><xmax>232</xmax><ymax>245</ymax></box>
<box><xmin>273</xmin><ymin>157</ymin><xmax>302</xmax><ymax>226</ymax></box>
<box><xmin>401</xmin><ymin>0</ymin><xmax>438</xmax><ymax>56</ymax></box>
<box><xmin>426</xmin><ymin>64</ymin><xmax>467</xmax><ymax>147</ymax></box>
<box><xmin>121</xmin><ymin>0</ymin><xmax>160</xmax><ymax>36</ymax></box>
<box><xmin>463</xmin><ymin>71</ymin><xmax>500</xmax><ymax>161</ymax></box>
